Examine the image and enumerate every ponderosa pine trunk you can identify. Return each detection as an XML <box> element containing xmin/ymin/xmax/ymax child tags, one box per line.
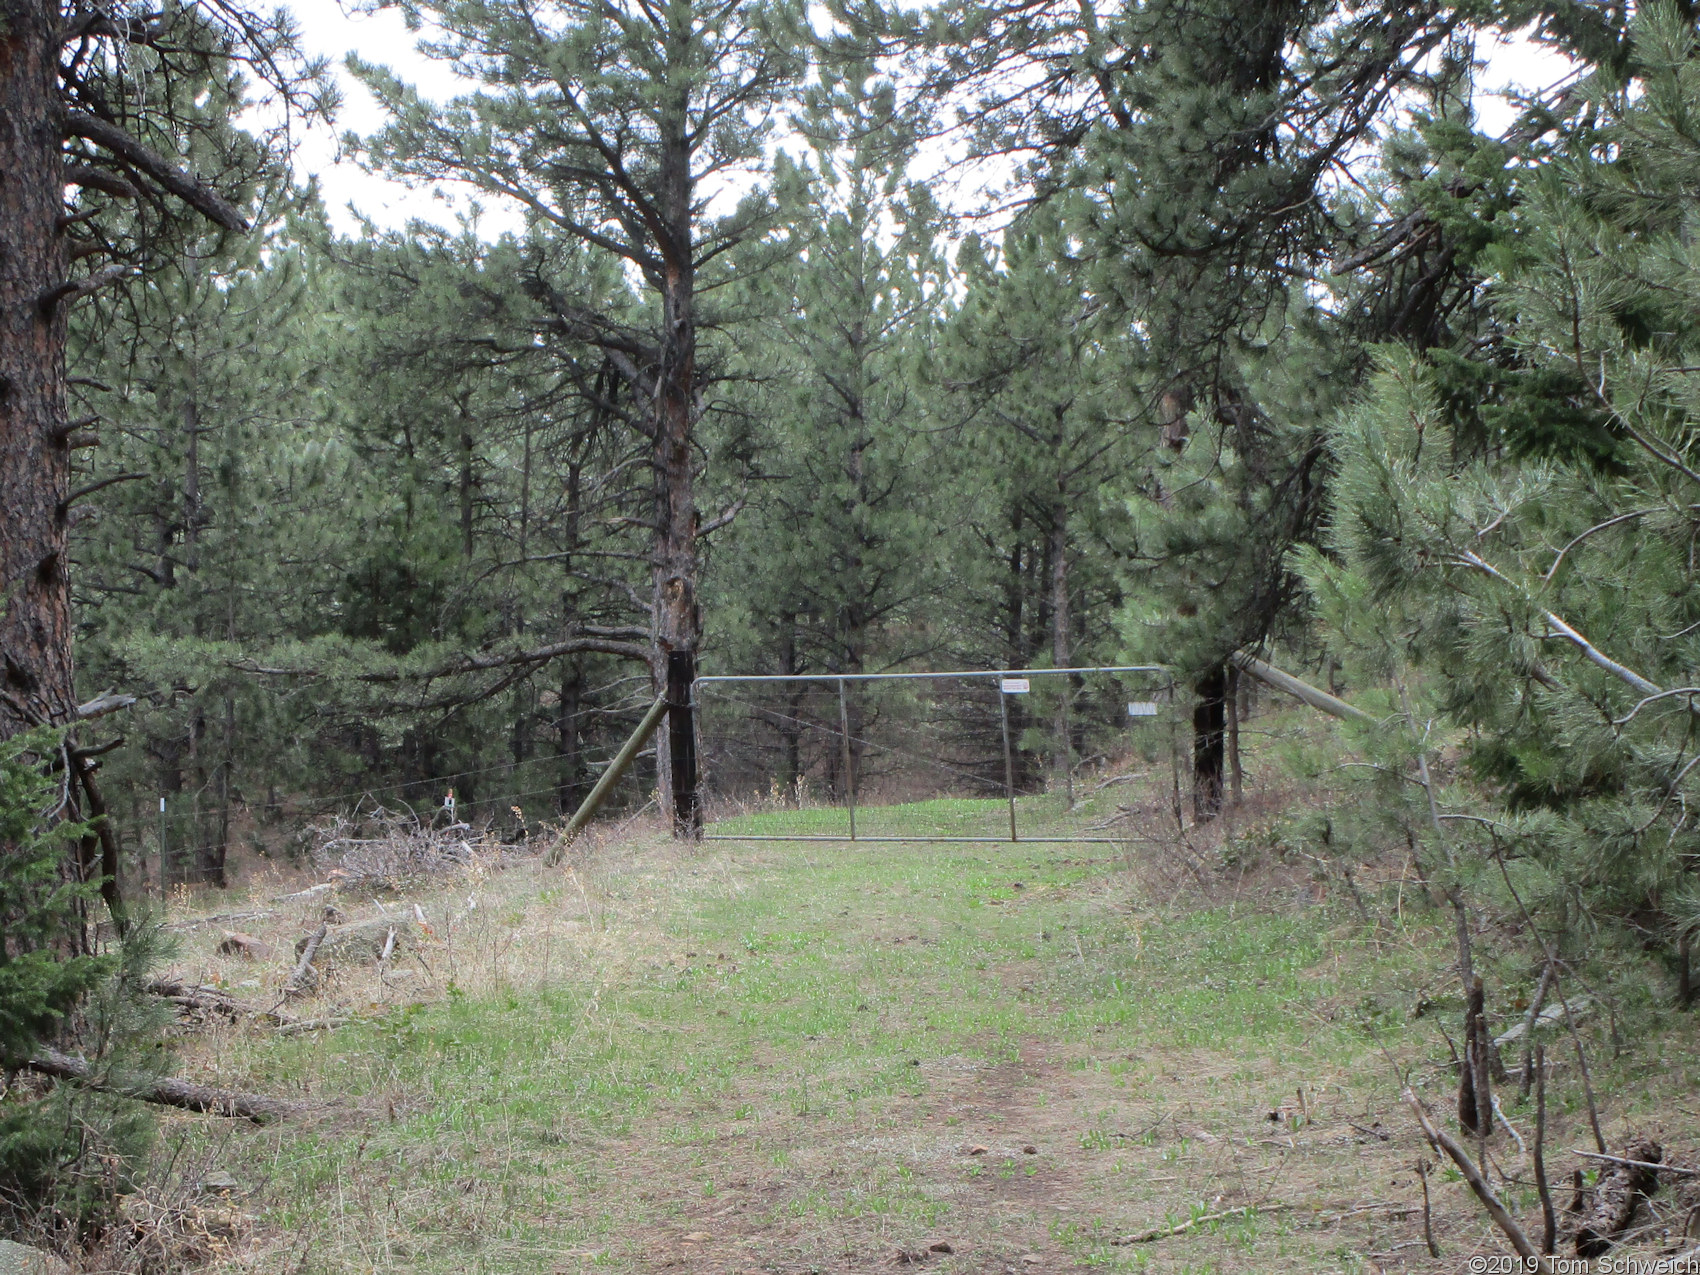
<box><xmin>0</xmin><ymin>0</ymin><xmax>77</xmax><ymax>739</ymax></box>
<box><xmin>651</xmin><ymin>129</ymin><xmax>701</xmax><ymax>837</ymax></box>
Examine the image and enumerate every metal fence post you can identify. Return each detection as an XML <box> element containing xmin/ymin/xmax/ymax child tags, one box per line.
<box><xmin>997</xmin><ymin>676</ymin><xmax>1018</xmax><ymax>842</ymax></box>
<box><xmin>837</xmin><ymin>677</ymin><xmax>856</xmax><ymax>841</ymax></box>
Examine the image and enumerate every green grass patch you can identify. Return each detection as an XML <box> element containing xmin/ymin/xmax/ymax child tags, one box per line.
<box><xmin>157</xmin><ymin>791</ymin><xmax>1671</xmax><ymax>1274</ymax></box>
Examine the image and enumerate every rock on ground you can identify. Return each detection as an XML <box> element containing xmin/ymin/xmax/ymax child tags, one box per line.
<box><xmin>0</xmin><ymin>1239</ymin><xmax>69</xmax><ymax>1275</ymax></box>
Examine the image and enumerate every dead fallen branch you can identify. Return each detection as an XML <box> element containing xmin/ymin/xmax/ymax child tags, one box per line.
<box><xmin>144</xmin><ymin>977</ymin><xmax>257</xmax><ymax>1020</ymax></box>
<box><xmin>274</xmin><ymin>1017</ymin><xmax>349</xmax><ymax>1037</ymax></box>
<box><xmin>25</xmin><ymin>1048</ymin><xmax>298</xmax><ymax>1123</ymax></box>
<box><xmin>273</xmin><ymin>883</ymin><xmax>337</xmax><ymax>902</ymax></box>
<box><xmin>1407</xmin><ymin>1087</ymin><xmax>1543</xmax><ymax>1263</ymax></box>
<box><xmin>1109</xmin><ymin>1203</ymin><xmax>1293</xmax><ymax>1245</ymax></box>
<box><xmin>283</xmin><ymin>924</ymin><xmax>328</xmax><ymax>1000</ymax></box>
<box><xmin>166</xmin><ymin>909</ymin><xmax>276</xmax><ymax>931</ymax></box>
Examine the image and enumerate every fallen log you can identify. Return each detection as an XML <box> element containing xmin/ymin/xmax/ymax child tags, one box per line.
<box><xmin>144</xmin><ymin>978</ymin><xmax>318</xmax><ymax>1031</ymax></box>
<box><xmin>25</xmin><ymin>1048</ymin><xmax>298</xmax><ymax>1123</ymax></box>
<box><xmin>1576</xmin><ymin>1138</ymin><xmax>1661</xmax><ymax>1257</ymax></box>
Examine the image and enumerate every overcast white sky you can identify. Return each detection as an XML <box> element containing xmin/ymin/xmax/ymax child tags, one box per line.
<box><xmin>283</xmin><ymin>0</ymin><xmax>1578</xmax><ymax>240</ymax></box>
<box><xmin>286</xmin><ymin>0</ymin><xmax>513</xmax><ymax>235</ymax></box>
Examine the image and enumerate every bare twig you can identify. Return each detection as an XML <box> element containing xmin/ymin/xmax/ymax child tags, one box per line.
<box><xmin>1570</xmin><ymin>1150</ymin><xmax>1696</xmax><ymax>1177</ymax></box>
<box><xmin>58</xmin><ymin>470</ymin><xmax>145</xmax><ymax>511</ymax></box>
<box><xmin>37</xmin><ymin>263</ymin><xmax>135</xmax><ymax>314</ymax></box>
<box><xmin>1536</xmin><ymin>1044</ymin><xmax>1557</xmax><ymax>1255</ymax></box>
<box><xmin>1554</xmin><ymin>976</ymin><xmax>1607</xmax><ymax>1154</ymax></box>
<box><xmin>1520</xmin><ymin>959</ymin><xmax>1556</xmax><ymax>1101</ymax></box>
<box><xmin>1417</xmin><ymin>1157</ymin><xmax>1441</xmax><ymax>1258</ymax></box>
<box><xmin>1108</xmin><ymin>1203</ymin><xmax>1294</xmax><ymax>1245</ymax></box>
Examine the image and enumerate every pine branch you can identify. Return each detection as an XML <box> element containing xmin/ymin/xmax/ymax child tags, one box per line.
<box><xmin>37</xmin><ymin>262</ymin><xmax>134</xmax><ymax>314</ymax></box>
<box><xmin>61</xmin><ymin>113</ymin><xmax>248</xmax><ymax>231</ymax></box>
<box><xmin>61</xmin><ymin>163</ymin><xmax>139</xmax><ymax>199</ymax></box>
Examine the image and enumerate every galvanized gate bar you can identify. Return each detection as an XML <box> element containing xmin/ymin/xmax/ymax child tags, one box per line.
<box><xmin>697</xmin><ymin>665</ymin><xmax>1166</xmax><ymax>685</ymax></box>
<box><xmin>700</xmin><ymin>835</ymin><xmax>1133</xmax><ymax>844</ymax></box>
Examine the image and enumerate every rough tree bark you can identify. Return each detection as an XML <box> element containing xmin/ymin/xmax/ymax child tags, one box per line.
<box><xmin>557</xmin><ymin>660</ymin><xmax>584</xmax><ymax>815</ymax></box>
<box><xmin>1458</xmin><ymin>975</ymin><xmax>1493</xmax><ymax>1138</ymax></box>
<box><xmin>1226</xmin><ymin>665</ymin><xmax>1243</xmax><ymax>806</ymax></box>
<box><xmin>5</xmin><ymin>0</ymin><xmax>254</xmax><ymax>942</ymax></box>
<box><xmin>0</xmin><ymin>0</ymin><xmax>77</xmax><ymax>739</ymax></box>
<box><xmin>650</xmin><ymin>120</ymin><xmax>702</xmax><ymax>838</ymax></box>
<box><xmin>1576</xmin><ymin>1139</ymin><xmax>1662</xmax><ymax>1257</ymax></box>
<box><xmin>1192</xmin><ymin>665</ymin><xmax>1227</xmax><ymax>821</ymax></box>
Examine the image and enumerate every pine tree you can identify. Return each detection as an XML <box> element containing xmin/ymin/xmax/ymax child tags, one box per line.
<box><xmin>1306</xmin><ymin>0</ymin><xmax>1700</xmax><ymax>989</ymax></box>
<box><xmin>0</xmin><ymin>0</ymin><xmax>319</xmax><ymax>745</ymax></box>
<box><xmin>709</xmin><ymin>62</ymin><xmax>947</xmax><ymax>796</ymax></box>
<box><xmin>935</xmin><ymin>205</ymin><xmax>1134</xmax><ymax>799</ymax></box>
<box><xmin>354</xmin><ymin>0</ymin><xmax>808</xmax><ymax>831</ymax></box>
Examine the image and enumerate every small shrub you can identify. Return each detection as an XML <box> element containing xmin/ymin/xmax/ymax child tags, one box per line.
<box><xmin>0</xmin><ymin>729</ymin><xmax>165</xmax><ymax>1234</ymax></box>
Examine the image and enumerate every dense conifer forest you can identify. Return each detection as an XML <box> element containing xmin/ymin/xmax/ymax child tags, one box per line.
<box><xmin>7</xmin><ymin>0</ymin><xmax>1700</xmax><ymax>1267</ymax></box>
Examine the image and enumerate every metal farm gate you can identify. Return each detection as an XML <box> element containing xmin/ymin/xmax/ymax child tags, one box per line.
<box><xmin>693</xmin><ymin>666</ymin><xmax>1171</xmax><ymax>844</ymax></box>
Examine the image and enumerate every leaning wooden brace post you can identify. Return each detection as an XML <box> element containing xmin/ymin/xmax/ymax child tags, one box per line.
<box><xmin>1230</xmin><ymin>653</ymin><xmax>1374</xmax><ymax>724</ymax></box>
<box><xmin>547</xmin><ymin>695</ymin><xmax>671</xmax><ymax>862</ymax></box>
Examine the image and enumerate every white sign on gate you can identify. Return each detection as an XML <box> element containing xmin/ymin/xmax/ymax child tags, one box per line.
<box><xmin>1127</xmin><ymin>701</ymin><xmax>1159</xmax><ymax>717</ymax></box>
<box><xmin>1000</xmin><ymin>678</ymin><xmax>1030</xmax><ymax>694</ymax></box>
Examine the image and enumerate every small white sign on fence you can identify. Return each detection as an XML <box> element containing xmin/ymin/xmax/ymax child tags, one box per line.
<box><xmin>1000</xmin><ymin>678</ymin><xmax>1030</xmax><ymax>694</ymax></box>
<box><xmin>1127</xmin><ymin>701</ymin><xmax>1159</xmax><ymax>717</ymax></box>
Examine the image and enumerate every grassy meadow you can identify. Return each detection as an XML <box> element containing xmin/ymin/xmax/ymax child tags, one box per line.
<box><xmin>127</xmin><ymin>777</ymin><xmax>1699</xmax><ymax>1275</ymax></box>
